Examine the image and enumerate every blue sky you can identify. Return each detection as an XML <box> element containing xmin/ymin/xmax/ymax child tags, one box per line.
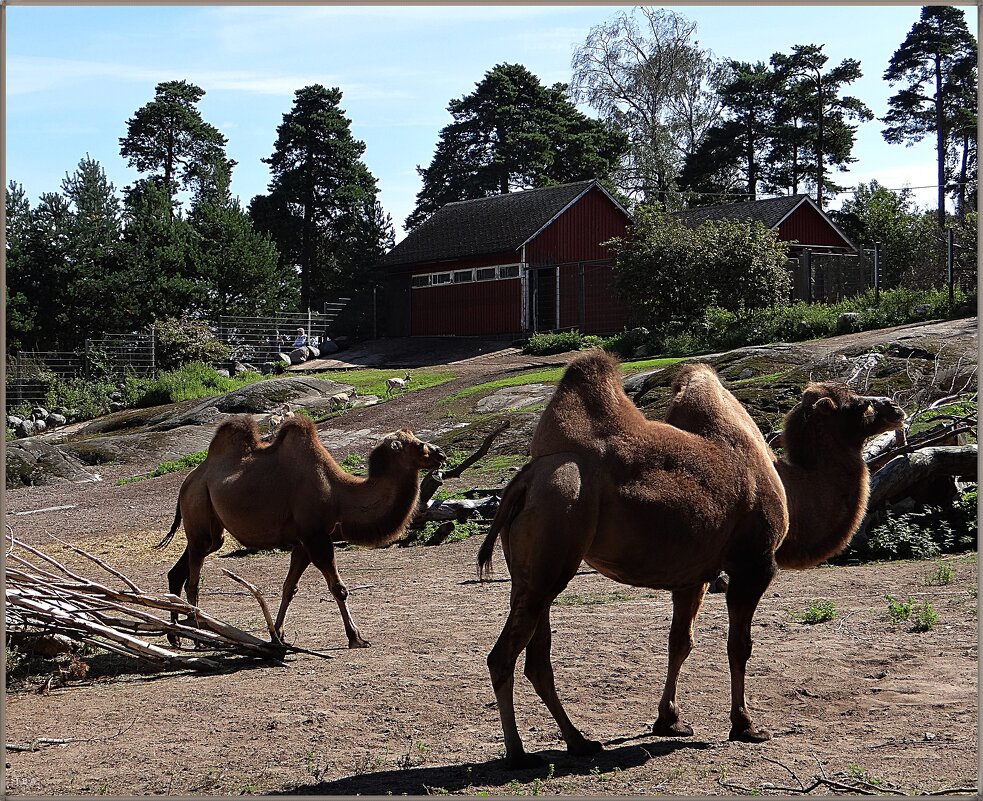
<box><xmin>6</xmin><ymin>5</ymin><xmax>977</xmax><ymax>241</ymax></box>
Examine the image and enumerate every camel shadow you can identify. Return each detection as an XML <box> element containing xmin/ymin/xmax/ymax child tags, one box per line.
<box><xmin>275</xmin><ymin>738</ymin><xmax>713</xmax><ymax>795</ymax></box>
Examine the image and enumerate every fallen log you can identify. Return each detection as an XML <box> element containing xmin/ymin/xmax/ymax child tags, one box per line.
<box><xmin>866</xmin><ymin>445</ymin><xmax>977</xmax><ymax>510</ymax></box>
<box><xmin>418</xmin><ymin>495</ymin><xmax>500</xmax><ymax>522</ymax></box>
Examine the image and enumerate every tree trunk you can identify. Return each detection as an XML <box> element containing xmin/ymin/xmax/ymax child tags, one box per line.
<box><xmin>935</xmin><ymin>53</ymin><xmax>947</xmax><ymax>230</ymax></box>
<box><xmin>867</xmin><ymin>445</ymin><xmax>977</xmax><ymax>510</ymax></box>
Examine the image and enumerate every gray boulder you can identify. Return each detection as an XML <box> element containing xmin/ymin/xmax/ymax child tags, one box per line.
<box><xmin>836</xmin><ymin>312</ymin><xmax>862</xmax><ymax>334</ymax></box>
<box><xmin>16</xmin><ymin>419</ymin><xmax>37</xmax><ymax>438</ymax></box>
<box><xmin>7</xmin><ymin>415</ymin><xmax>24</xmax><ymax>429</ymax></box>
<box><xmin>46</xmin><ymin>413</ymin><xmax>68</xmax><ymax>429</ymax></box>
<box><xmin>319</xmin><ymin>339</ymin><xmax>340</xmax><ymax>356</ymax></box>
<box><xmin>6</xmin><ymin>438</ymin><xmax>99</xmax><ymax>487</ymax></box>
<box><xmin>31</xmin><ymin>406</ymin><xmax>50</xmax><ymax>421</ymax></box>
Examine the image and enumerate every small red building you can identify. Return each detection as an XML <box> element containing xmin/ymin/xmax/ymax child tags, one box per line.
<box><xmin>376</xmin><ymin>187</ymin><xmax>856</xmax><ymax>338</ymax></box>
<box><xmin>377</xmin><ymin>180</ymin><xmax>632</xmax><ymax>337</ymax></box>
<box><xmin>673</xmin><ymin>194</ymin><xmax>857</xmax><ymax>256</ymax></box>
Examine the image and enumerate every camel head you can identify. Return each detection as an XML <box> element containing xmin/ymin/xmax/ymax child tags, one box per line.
<box><xmin>781</xmin><ymin>382</ymin><xmax>906</xmax><ymax>463</ymax></box>
<box><xmin>367</xmin><ymin>429</ymin><xmax>446</xmax><ymax>476</ymax></box>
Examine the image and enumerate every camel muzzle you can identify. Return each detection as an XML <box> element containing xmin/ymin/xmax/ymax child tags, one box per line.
<box><xmin>870</xmin><ymin>396</ymin><xmax>906</xmax><ymax>427</ymax></box>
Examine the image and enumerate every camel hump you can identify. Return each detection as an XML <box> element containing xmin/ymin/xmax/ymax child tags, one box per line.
<box><xmin>558</xmin><ymin>349</ymin><xmax>623</xmax><ymax>392</ymax></box>
<box><xmin>207</xmin><ymin>416</ymin><xmax>262</xmax><ymax>456</ymax></box>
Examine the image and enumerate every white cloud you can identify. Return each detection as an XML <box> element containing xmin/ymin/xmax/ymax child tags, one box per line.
<box><xmin>6</xmin><ymin>55</ymin><xmax>408</xmax><ymax>101</ymax></box>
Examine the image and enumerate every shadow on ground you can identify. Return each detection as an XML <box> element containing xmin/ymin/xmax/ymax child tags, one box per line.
<box><xmin>275</xmin><ymin>738</ymin><xmax>714</xmax><ymax>795</ymax></box>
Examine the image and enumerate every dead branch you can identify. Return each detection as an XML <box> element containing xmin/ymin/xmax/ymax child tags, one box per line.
<box><xmin>220</xmin><ymin>568</ymin><xmax>278</xmax><ymax>642</ymax></box>
<box><xmin>6</xmin><ymin>722</ymin><xmax>135</xmax><ymax>752</ymax></box>
<box><xmin>47</xmin><ymin>533</ymin><xmax>143</xmax><ymax>593</ymax></box>
<box><xmin>4</xmin><ymin>532</ymin><xmax>331</xmax><ymax>672</ymax></box>
<box><xmin>867</xmin><ymin>445</ymin><xmax>977</xmax><ymax>510</ymax></box>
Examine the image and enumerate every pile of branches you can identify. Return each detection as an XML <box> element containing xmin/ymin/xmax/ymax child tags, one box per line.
<box><xmin>5</xmin><ymin>530</ymin><xmax>330</xmax><ymax>675</ymax></box>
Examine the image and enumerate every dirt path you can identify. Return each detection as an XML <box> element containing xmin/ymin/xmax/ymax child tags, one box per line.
<box><xmin>4</xmin><ymin>320</ymin><xmax>978</xmax><ymax>795</ymax></box>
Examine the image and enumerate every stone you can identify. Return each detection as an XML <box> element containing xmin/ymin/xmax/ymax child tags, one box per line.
<box><xmin>738</xmin><ymin>368</ymin><xmax>755</xmax><ymax>380</ymax></box>
<box><xmin>33</xmin><ymin>419</ymin><xmax>48</xmax><ymax>434</ymax></box>
<box><xmin>836</xmin><ymin>312</ymin><xmax>862</xmax><ymax>334</ymax></box>
<box><xmin>31</xmin><ymin>406</ymin><xmax>50</xmax><ymax>421</ymax></box>
<box><xmin>288</xmin><ymin>347</ymin><xmax>308</xmax><ymax>365</ymax></box>
<box><xmin>216</xmin><ymin>369</ymin><xmax>231</xmax><ymax>378</ymax></box>
<box><xmin>914</xmin><ymin>304</ymin><xmax>931</xmax><ymax>317</ymax></box>
<box><xmin>7</xmin><ymin>415</ymin><xmax>23</xmax><ymax>429</ymax></box>
<box><xmin>632</xmin><ymin>344</ymin><xmax>652</xmax><ymax>358</ymax></box>
<box><xmin>319</xmin><ymin>339</ymin><xmax>340</xmax><ymax>356</ymax></box>
<box><xmin>16</xmin><ymin>419</ymin><xmax>37</xmax><ymax>438</ymax></box>
<box><xmin>46</xmin><ymin>413</ymin><xmax>68</xmax><ymax>429</ymax></box>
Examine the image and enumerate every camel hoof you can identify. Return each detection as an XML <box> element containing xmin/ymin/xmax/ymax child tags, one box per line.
<box><xmin>503</xmin><ymin>751</ymin><xmax>544</xmax><ymax>770</ymax></box>
<box><xmin>568</xmin><ymin>738</ymin><xmax>603</xmax><ymax>757</ymax></box>
<box><xmin>652</xmin><ymin>718</ymin><xmax>694</xmax><ymax>737</ymax></box>
<box><xmin>348</xmin><ymin>638</ymin><xmax>371</xmax><ymax>649</ymax></box>
<box><xmin>729</xmin><ymin>725</ymin><xmax>771</xmax><ymax>743</ymax></box>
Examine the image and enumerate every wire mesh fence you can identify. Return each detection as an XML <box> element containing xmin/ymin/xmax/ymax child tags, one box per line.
<box><xmin>215</xmin><ymin>303</ymin><xmax>350</xmax><ymax>364</ymax></box>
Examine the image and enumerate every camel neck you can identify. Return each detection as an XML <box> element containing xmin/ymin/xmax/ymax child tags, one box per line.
<box><xmin>774</xmin><ymin>446</ymin><xmax>869</xmax><ymax>569</ymax></box>
<box><xmin>335</xmin><ymin>467</ymin><xmax>421</xmax><ymax>547</ymax></box>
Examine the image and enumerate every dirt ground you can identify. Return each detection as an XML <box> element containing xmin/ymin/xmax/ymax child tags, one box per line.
<box><xmin>4</xmin><ymin>324</ymin><xmax>979</xmax><ymax>796</ymax></box>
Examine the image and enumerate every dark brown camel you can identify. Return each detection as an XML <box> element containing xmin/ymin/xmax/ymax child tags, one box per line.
<box><xmin>477</xmin><ymin>352</ymin><xmax>904</xmax><ymax>767</ymax></box>
<box><xmin>157</xmin><ymin>415</ymin><xmax>445</xmax><ymax>648</ymax></box>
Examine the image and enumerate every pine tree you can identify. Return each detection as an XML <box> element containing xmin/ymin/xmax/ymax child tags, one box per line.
<box><xmin>770</xmin><ymin>45</ymin><xmax>873</xmax><ymax>207</ymax></box>
<box><xmin>679</xmin><ymin>61</ymin><xmax>779</xmax><ymax>204</ymax></box>
<box><xmin>5</xmin><ymin>182</ymin><xmax>38</xmax><ymax>351</ymax></box>
<box><xmin>119</xmin><ymin>80</ymin><xmax>232</xmax><ymax>214</ymax></box>
<box><xmin>406</xmin><ymin>63</ymin><xmax>626</xmax><ymax>229</ymax></box>
<box><xmin>883</xmin><ymin>6</ymin><xmax>978</xmax><ymax>225</ymax></box>
<box><xmin>252</xmin><ymin>85</ymin><xmax>392</xmax><ymax>311</ymax></box>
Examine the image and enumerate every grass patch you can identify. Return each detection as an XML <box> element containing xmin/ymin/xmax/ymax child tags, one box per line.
<box><xmin>134</xmin><ymin>363</ymin><xmax>265</xmax><ymax>407</ymax></box>
<box><xmin>790</xmin><ymin>599</ymin><xmax>837</xmax><ymax>624</ymax></box>
<box><xmin>924</xmin><ymin>560</ymin><xmax>954</xmax><ymax>586</ymax></box>
<box><xmin>117</xmin><ymin>450</ymin><xmax>207</xmax><ymax>485</ymax></box>
<box><xmin>911</xmin><ymin>601</ymin><xmax>939</xmax><ymax>632</ymax></box>
<box><xmin>446</xmin><ymin>357</ymin><xmax>684</xmax><ymax>404</ymax></box>
<box><xmin>886</xmin><ymin>593</ymin><xmax>914</xmax><ymax>623</ymax></box>
<box><xmin>553</xmin><ymin>590</ymin><xmax>635</xmax><ymax>606</ymax></box>
<box><xmin>321</xmin><ymin>368</ymin><xmax>456</xmax><ymax>398</ymax></box>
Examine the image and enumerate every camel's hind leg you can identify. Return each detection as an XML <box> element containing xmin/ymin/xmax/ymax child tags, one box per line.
<box><xmin>724</xmin><ymin>560</ymin><xmax>776</xmax><ymax>742</ymax></box>
<box><xmin>523</xmin><ymin>606</ymin><xmax>602</xmax><ymax>757</ymax></box>
<box><xmin>652</xmin><ymin>583</ymin><xmax>709</xmax><ymax>737</ymax></box>
<box><xmin>306</xmin><ymin>536</ymin><xmax>368</xmax><ymax>649</ymax></box>
<box><xmin>272</xmin><ymin>546</ymin><xmax>312</xmax><ymax>644</ymax></box>
<box><xmin>486</xmin><ymin>455</ymin><xmax>598</xmax><ymax>768</ymax></box>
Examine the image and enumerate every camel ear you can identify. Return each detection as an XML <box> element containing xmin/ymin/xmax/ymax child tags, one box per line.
<box><xmin>390</xmin><ymin>439</ymin><xmax>403</xmax><ymax>451</ymax></box>
<box><xmin>811</xmin><ymin>397</ymin><xmax>837</xmax><ymax>415</ymax></box>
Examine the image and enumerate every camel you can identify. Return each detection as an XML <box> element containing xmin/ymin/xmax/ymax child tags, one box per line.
<box><xmin>477</xmin><ymin>351</ymin><xmax>904</xmax><ymax>767</ymax></box>
<box><xmin>157</xmin><ymin>415</ymin><xmax>446</xmax><ymax>648</ymax></box>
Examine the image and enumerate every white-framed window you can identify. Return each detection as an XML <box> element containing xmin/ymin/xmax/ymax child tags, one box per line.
<box><xmin>410</xmin><ymin>263</ymin><xmax>523</xmax><ymax>288</ymax></box>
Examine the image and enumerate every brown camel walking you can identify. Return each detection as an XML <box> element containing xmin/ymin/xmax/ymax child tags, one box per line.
<box><xmin>157</xmin><ymin>415</ymin><xmax>445</xmax><ymax>648</ymax></box>
<box><xmin>478</xmin><ymin>352</ymin><xmax>904</xmax><ymax>767</ymax></box>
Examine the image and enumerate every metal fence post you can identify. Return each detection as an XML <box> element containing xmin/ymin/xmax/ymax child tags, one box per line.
<box><xmin>947</xmin><ymin>228</ymin><xmax>955</xmax><ymax>307</ymax></box>
<box><xmin>873</xmin><ymin>242</ymin><xmax>881</xmax><ymax>303</ymax></box>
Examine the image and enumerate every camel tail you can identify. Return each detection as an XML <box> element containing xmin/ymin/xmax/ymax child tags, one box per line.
<box><xmin>477</xmin><ymin>464</ymin><xmax>531</xmax><ymax>581</ymax></box>
<box><xmin>154</xmin><ymin>501</ymin><xmax>183</xmax><ymax>550</ymax></box>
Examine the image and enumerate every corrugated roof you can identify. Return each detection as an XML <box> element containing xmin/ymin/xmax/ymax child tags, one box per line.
<box><xmin>673</xmin><ymin>194</ymin><xmax>809</xmax><ymax>229</ymax></box>
<box><xmin>379</xmin><ymin>180</ymin><xmax>602</xmax><ymax>268</ymax></box>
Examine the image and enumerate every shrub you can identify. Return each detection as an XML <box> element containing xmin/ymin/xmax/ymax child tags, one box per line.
<box><xmin>911</xmin><ymin>601</ymin><xmax>939</xmax><ymax>632</ymax></box>
<box><xmin>885</xmin><ymin>593</ymin><xmax>914</xmax><ymax>623</ymax></box>
<box><xmin>133</xmin><ymin>362</ymin><xmax>263</xmax><ymax>407</ymax></box>
<box><xmin>522</xmin><ymin>330</ymin><xmax>604</xmax><ymax>356</ymax></box>
<box><xmin>791</xmin><ymin>599</ymin><xmax>837</xmax><ymax>624</ymax></box>
<box><xmin>152</xmin><ymin>316</ymin><xmax>230</xmax><ymax>370</ymax></box>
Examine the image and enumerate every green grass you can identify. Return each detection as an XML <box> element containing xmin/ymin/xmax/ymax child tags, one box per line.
<box><xmin>553</xmin><ymin>590</ymin><xmax>636</xmax><ymax>606</ymax></box>
<box><xmin>135</xmin><ymin>363</ymin><xmax>266</xmax><ymax>407</ymax></box>
<box><xmin>321</xmin><ymin>368</ymin><xmax>456</xmax><ymax>398</ymax></box>
<box><xmin>117</xmin><ymin>450</ymin><xmax>207</xmax><ymax>485</ymax></box>
<box><xmin>446</xmin><ymin>357</ymin><xmax>684</xmax><ymax>403</ymax></box>
<box><xmin>886</xmin><ymin>594</ymin><xmax>914</xmax><ymax>623</ymax></box>
<box><xmin>790</xmin><ymin>598</ymin><xmax>838</xmax><ymax>624</ymax></box>
<box><xmin>924</xmin><ymin>561</ymin><xmax>954</xmax><ymax>586</ymax></box>
<box><xmin>911</xmin><ymin>601</ymin><xmax>939</xmax><ymax>632</ymax></box>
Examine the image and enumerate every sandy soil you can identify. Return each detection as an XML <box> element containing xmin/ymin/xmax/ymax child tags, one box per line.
<box><xmin>4</xmin><ymin>323</ymin><xmax>979</xmax><ymax>796</ymax></box>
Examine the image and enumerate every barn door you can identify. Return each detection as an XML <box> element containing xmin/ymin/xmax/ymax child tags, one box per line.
<box><xmin>529</xmin><ymin>267</ymin><xmax>557</xmax><ymax>332</ymax></box>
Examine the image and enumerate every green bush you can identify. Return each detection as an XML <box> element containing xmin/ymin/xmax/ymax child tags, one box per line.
<box><xmin>152</xmin><ymin>316</ymin><xmax>230</xmax><ymax>370</ymax></box>
<box><xmin>133</xmin><ymin>362</ymin><xmax>264</xmax><ymax>407</ymax></box>
<box><xmin>522</xmin><ymin>330</ymin><xmax>605</xmax><ymax>356</ymax></box>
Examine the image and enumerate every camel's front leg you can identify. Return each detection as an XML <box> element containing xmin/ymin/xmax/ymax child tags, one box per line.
<box><xmin>273</xmin><ymin>546</ymin><xmax>312</xmax><ymax>644</ymax></box>
<box><xmin>307</xmin><ymin>538</ymin><xmax>368</xmax><ymax>648</ymax></box>
<box><xmin>724</xmin><ymin>565</ymin><xmax>775</xmax><ymax>742</ymax></box>
<box><xmin>652</xmin><ymin>583</ymin><xmax>708</xmax><ymax>737</ymax></box>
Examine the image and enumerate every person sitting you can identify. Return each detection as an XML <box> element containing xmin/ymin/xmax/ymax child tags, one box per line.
<box><xmin>292</xmin><ymin>327</ymin><xmax>308</xmax><ymax>348</ymax></box>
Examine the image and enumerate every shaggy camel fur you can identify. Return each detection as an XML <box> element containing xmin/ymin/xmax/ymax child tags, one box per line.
<box><xmin>157</xmin><ymin>415</ymin><xmax>445</xmax><ymax>647</ymax></box>
<box><xmin>479</xmin><ymin>352</ymin><xmax>905</xmax><ymax>766</ymax></box>
<box><xmin>478</xmin><ymin>352</ymin><xmax>788</xmax><ymax>767</ymax></box>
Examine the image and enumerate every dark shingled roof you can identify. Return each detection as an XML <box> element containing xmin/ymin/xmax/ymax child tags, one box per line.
<box><xmin>673</xmin><ymin>194</ymin><xmax>809</xmax><ymax>229</ymax></box>
<box><xmin>379</xmin><ymin>180</ymin><xmax>607</xmax><ymax>268</ymax></box>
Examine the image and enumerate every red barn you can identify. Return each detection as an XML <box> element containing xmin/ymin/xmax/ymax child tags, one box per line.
<box><xmin>673</xmin><ymin>194</ymin><xmax>857</xmax><ymax>255</ymax></box>
<box><xmin>377</xmin><ymin>180</ymin><xmax>632</xmax><ymax>337</ymax></box>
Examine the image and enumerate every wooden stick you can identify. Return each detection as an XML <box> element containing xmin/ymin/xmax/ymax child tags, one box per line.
<box><xmin>47</xmin><ymin>533</ymin><xmax>143</xmax><ymax>593</ymax></box>
<box><xmin>220</xmin><ymin>569</ymin><xmax>279</xmax><ymax>643</ymax></box>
